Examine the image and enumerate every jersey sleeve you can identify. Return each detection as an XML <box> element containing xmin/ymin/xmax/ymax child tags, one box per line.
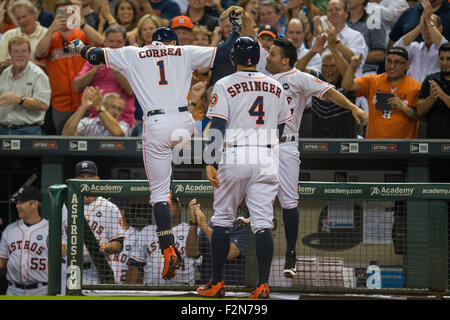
<box><xmin>0</xmin><ymin>225</ymin><xmax>9</xmax><ymax>259</ymax></box>
<box><xmin>186</xmin><ymin>45</ymin><xmax>217</xmax><ymax>70</ymax></box>
<box><xmin>107</xmin><ymin>203</ymin><xmax>126</xmax><ymax>242</ymax></box>
<box><xmin>206</xmin><ymin>82</ymin><xmax>229</xmax><ymax>121</ymax></box>
<box><xmin>104</xmin><ymin>46</ymin><xmax>136</xmax><ymax>73</ymax></box>
<box><xmin>300</xmin><ymin>72</ymin><xmax>334</xmax><ymax>100</ymax></box>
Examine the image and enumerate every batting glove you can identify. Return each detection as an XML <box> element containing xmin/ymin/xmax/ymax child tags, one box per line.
<box><xmin>68</xmin><ymin>39</ymin><xmax>85</xmax><ymax>54</ymax></box>
<box><xmin>229</xmin><ymin>11</ymin><xmax>243</xmax><ymax>32</ymax></box>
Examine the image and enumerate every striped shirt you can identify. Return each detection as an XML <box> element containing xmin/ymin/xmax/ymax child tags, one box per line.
<box><xmin>0</xmin><ymin>61</ymin><xmax>51</xmax><ymax>126</ymax></box>
<box><xmin>77</xmin><ymin>116</ymin><xmax>131</xmax><ymax>136</ymax></box>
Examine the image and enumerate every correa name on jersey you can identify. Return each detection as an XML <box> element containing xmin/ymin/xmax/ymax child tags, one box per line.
<box><xmin>138</xmin><ymin>47</ymin><xmax>182</xmax><ymax>59</ymax></box>
<box><xmin>8</xmin><ymin>240</ymin><xmax>45</xmax><ymax>255</ymax></box>
<box><xmin>227</xmin><ymin>80</ymin><xmax>282</xmax><ymax>98</ymax></box>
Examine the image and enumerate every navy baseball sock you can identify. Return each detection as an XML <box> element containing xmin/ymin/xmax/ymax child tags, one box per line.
<box><xmin>255</xmin><ymin>229</ymin><xmax>273</xmax><ymax>286</ymax></box>
<box><xmin>211</xmin><ymin>226</ymin><xmax>230</xmax><ymax>285</ymax></box>
<box><xmin>282</xmin><ymin>207</ymin><xmax>299</xmax><ymax>255</ymax></box>
<box><xmin>153</xmin><ymin>201</ymin><xmax>174</xmax><ymax>252</ymax></box>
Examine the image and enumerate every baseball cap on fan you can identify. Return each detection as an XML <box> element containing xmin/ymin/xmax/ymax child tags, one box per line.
<box><xmin>171</xmin><ymin>16</ymin><xmax>194</xmax><ymax>30</ymax></box>
<box><xmin>17</xmin><ymin>185</ymin><xmax>42</xmax><ymax>202</ymax></box>
<box><xmin>257</xmin><ymin>24</ymin><xmax>278</xmax><ymax>39</ymax></box>
<box><xmin>75</xmin><ymin>160</ymin><xmax>98</xmax><ymax>177</ymax></box>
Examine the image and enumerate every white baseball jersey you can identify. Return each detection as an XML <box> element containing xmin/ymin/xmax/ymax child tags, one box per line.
<box><xmin>206</xmin><ymin>70</ymin><xmax>291</xmax><ymax>233</ymax></box>
<box><xmin>206</xmin><ymin>71</ymin><xmax>292</xmax><ymax>146</ymax></box>
<box><xmin>273</xmin><ymin>68</ymin><xmax>334</xmax><ymax>136</ymax></box>
<box><xmin>130</xmin><ymin>222</ymin><xmax>198</xmax><ymax>285</ymax></box>
<box><xmin>108</xmin><ymin>226</ymin><xmax>139</xmax><ymax>284</ymax></box>
<box><xmin>271</xmin><ymin>68</ymin><xmax>334</xmax><ymax>209</ymax></box>
<box><xmin>61</xmin><ymin>197</ymin><xmax>126</xmax><ymax>285</ymax></box>
<box><xmin>0</xmin><ymin>219</ymin><xmax>49</xmax><ymax>286</ymax></box>
<box><xmin>104</xmin><ymin>43</ymin><xmax>216</xmax><ymax>113</ymax></box>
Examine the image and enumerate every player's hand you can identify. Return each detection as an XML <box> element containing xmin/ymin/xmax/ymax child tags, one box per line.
<box><xmin>229</xmin><ymin>10</ymin><xmax>243</xmax><ymax>32</ymax></box>
<box><xmin>351</xmin><ymin>107</ymin><xmax>368</xmax><ymax>125</ymax></box>
<box><xmin>350</xmin><ymin>54</ymin><xmax>363</xmax><ymax>69</ymax></box>
<box><xmin>206</xmin><ymin>165</ymin><xmax>220</xmax><ymax>188</ymax></box>
<box><xmin>68</xmin><ymin>39</ymin><xmax>85</xmax><ymax>54</ymax></box>
<box><xmin>188</xmin><ymin>198</ymin><xmax>200</xmax><ymax>223</ymax></box>
<box><xmin>98</xmin><ymin>239</ymin><xmax>106</xmax><ymax>253</ymax></box>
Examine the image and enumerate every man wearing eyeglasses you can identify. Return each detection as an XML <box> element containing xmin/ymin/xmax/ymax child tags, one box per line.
<box><xmin>342</xmin><ymin>47</ymin><xmax>422</xmax><ymax>139</ymax></box>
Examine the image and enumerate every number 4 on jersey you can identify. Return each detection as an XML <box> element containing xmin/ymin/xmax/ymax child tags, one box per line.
<box><xmin>249</xmin><ymin>96</ymin><xmax>265</xmax><ymax>124</ymax></box>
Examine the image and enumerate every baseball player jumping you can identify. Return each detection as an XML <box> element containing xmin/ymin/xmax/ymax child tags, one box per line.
<box><xmin>265</xmin><ymin>38</ymin><xmax>368</xmax><ymax>278</ymax></box>
<box><xmin>66</xmin><ymin>11</ymin><xmax>247</xmax><ymax>280</ymax></box>
<box><xmin>0</xmin><ymin>186</ymin><xmax>49</xmax><ymax>296</ymax></box>
<box><xmin>197</xmin><ymin>36</ymin><xmax>291</xmax><ymax>299</ymax></box>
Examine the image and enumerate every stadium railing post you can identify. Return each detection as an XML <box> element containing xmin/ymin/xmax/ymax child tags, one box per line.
<box><xmin>47</xmin><ymin>184</ymin><xmax>67</xmax><ymax>295</ymax></box>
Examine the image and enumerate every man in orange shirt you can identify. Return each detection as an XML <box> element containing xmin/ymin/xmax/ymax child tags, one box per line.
<box><xmin>342</xmin><ymin>47</ymin><xmax>421</xmax><ymax>139</ymax></box>
<box><xmin>35</xmin><ymin>0</ymin><xmax>103</xmax><ymax>134</ymax></box>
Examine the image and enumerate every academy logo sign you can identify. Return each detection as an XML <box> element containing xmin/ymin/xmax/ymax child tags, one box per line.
<box><xmin>173</xmin><ymin>184</ymin><xmax>214</xmax><ymax>195</ymax></box>
<box><xmin>370</xmin><ymin>186</ymin><xmax>414</xmax><ymax>197</ymax></box>
<box><xmin>80</xmin><ymin>184</ymin><xmax>123</xmax><ymax>193</ymax></box>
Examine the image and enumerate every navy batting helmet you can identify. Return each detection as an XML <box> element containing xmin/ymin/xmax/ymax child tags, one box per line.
<box><xmin>152</xmin><ymin>27</ymin><xmax>179</xmax><ymax>44</ymax></box>
<box><xmin>230</xmin><ymin>36</ymin><xmax>260</xmax><ymax>67</ymax></box>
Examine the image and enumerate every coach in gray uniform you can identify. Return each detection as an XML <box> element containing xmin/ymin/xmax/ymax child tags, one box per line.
<box><xmin>0</xmin><ymin>36</ymin><xmax>51</xmax><ymax>135</ymax></box>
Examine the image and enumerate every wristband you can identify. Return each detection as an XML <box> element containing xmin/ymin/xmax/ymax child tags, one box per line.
<box><xmin>189</xmin><ymin>221</ymin><xmax>198</xmax><ymax>226</ymax></box>
<box><xmin>80</xmin><ymin>45</ymin><xmax>93</xmax><ymax>59</ymax></box>
<box><xmin>408</xmin><ymin>108</ymin><xmax>414</xmax><ymax>117</ymax></box>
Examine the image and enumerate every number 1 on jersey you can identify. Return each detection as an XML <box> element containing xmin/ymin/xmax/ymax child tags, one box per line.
<box><xmin>157</xmin><ymin>60</ymin><xmax>168</xmax><ymax>85</ymax></box>
<box><xmin>249</xmin><ymin>96</ymin><xmax>265</xmax><ymax>124</ymax></box>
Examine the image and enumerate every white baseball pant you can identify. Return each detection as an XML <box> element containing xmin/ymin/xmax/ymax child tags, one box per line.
<box><xmin>142</xmin><ymin>111</ymin><xmax>194</xmax><ymax>205</ymax></box>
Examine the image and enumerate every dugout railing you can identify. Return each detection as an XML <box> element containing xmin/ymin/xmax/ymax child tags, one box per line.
<box><xmin>47</xmin><ymin>180</ymin><xmax>450</xmax><ymax>296</ymax></box>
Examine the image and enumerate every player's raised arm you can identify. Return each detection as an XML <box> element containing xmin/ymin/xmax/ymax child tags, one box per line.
<box><xmin>322</xmin><ymin>88</ymin><xmax>368</xmax><ymax>124</ymax></box>
<box><xmin>67</xmin><ymin>39</ymin><xmax>106</xmax><ymax>65</ymax></box>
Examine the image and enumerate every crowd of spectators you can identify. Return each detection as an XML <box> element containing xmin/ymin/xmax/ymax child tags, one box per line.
<box><xmin>0</xmin><ymin>0</ymin><xmax>449</xmax><ymax>139</ymax></box>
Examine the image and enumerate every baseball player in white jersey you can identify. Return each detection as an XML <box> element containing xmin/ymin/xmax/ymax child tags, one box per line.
<box><xmin>109</xmin><ymin>224</ymin><xmax>139</xmax><ymax>284</ymax></box>
<box><xmin>61</xmin><ymin>160</ymin><xmax>126</xmax><ymax>291</ymax></box>
<box><xmin>265</xmin><ymin>38</ymin><xmax>368</xmax><ymax>278</ymax></box>
<box><xmin>0</xmin><ymin>186</ymin><xmax>49</xmax><ymax>296</ymax></box>
<box><xmin>66</xmin><ymin>25</ymin><xmax>239</xmax><ymax>281</ymax></box>
<box><xmin>196</xmin><ymin>36</ymin><xmax>291</xmax><ymax>299</ymax></box>
<box><xmin>126</xmin><ymin>198</ymin><xmax>198</xmax><ymax>285</ymax></box>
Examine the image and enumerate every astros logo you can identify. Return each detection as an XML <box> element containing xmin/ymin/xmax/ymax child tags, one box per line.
<box><xmin>210</xmin><ymin>93</ymin><xmax>218</xmax><ymax>107</ymax></box>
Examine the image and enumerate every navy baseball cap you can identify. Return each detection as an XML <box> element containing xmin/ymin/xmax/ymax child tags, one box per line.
<box><xmin>257</xmin><ymin>24</ymin><xmax>278</xmax><ymax>39</ymax></box>
<box><xmin>17</xmin><ymin>185</ymin><xmax>42</xmax><ymax>202</ymax></box>
<box><xmin>75</xmin><ymin>160</ymin><xmax>98</xmax><ymax>176</ymax></box>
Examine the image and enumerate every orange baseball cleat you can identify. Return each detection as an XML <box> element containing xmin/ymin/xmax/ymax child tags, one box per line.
<box><xmin>249</xmin><ymin>283</ymin><xmax>270</xmax><ymax>299</ymax></box>
<box><xmin>162</xmin><ymin>245</ymin><xmax>181</xmax><ymax>280</ymax></box>
<box><xmin>197</xmin><ymin>280</ymin><xmax>225</xmax><ymax>298</ymax></box>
